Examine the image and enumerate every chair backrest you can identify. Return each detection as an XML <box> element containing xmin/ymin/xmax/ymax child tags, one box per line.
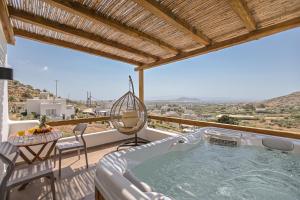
<box><xmin>0</xmin><ymin>142</ymin><xmax>19</xmax><ymax>200</ymax></box>
<box><xmin>73</xmin><ymin>123</ymin><xmax>87</xmax><ymax>143</ymax></box>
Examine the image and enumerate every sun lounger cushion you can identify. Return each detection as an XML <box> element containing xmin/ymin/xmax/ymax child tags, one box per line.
<box><xmin>262</xmin><ymin>137</ymin><xmax>294</xmax><ymax>152</ymax></box>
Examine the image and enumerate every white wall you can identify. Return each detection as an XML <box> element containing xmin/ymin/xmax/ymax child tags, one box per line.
<box><xmin>0</xmin><ymin>22</ymin><xmax>9</xmax><ymax>142</ymax></box>
<box><xmin>40</xmin><ymin>102</ymin><xmax>62</xmax><ymax>116</ymax></box>
<box><xmin>8</xmin><ymin>120</ymin><xmax>39</xmax><ymax>137</ymax></box>
<box><xmin>26</xmin><ymin>99</ymin><xmax>42</xmax><ymax>114</ymax></box>
<box><xmin>26</xmin><ymin>98</ymin><xmax>71</xmax><ymax>118</ymax></box>
<box><xmin>65</xmin><ymin>106</ymin><xmax>75</xmax><ymax>118</ymax></box>
<box><xmin>15</xmin><ymin>127</ymin><xmax>177</xmax><ymax>163</ymax></box>
<box><xmin>139</xmin><ymin>127</ymin><xmax>178</xmax><ymax>141</ymax></box>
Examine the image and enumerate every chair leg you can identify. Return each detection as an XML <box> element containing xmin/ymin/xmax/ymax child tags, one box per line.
<box><xmin>54</xmin><ymin>147</ymin><xmax>57</xmax><ymax>168</ymax></box>
<box><xmin>58</xmin><ymin>150</ymin><xmax>62</xmax><ymax>178</ymax></box>
<box><xmin>49</xmin><ymin>174</ymin><xmax>56</xmax><ymax>200</ymax></box>
<box><xmin>77</xmin><ymin>149</ymin><xmax>80</xmax><ymax>160</ymax></box>
<box><xmin>5</xmin><ymin>189</ymin><xmax>10</xmax><ymax>200</ymax></box>
<box><xmin>84</xmin><ymin>147</ymin><xmax>88</xmax><ymax>169</ymax></box>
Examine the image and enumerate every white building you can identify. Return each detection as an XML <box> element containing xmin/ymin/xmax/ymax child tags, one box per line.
<box><xmin>164</xmin><ymin>111</ymin><xmax>179</xmax><ymax>117</ymax></box>
<box><xmin>255</xmin><ymin>107</ymin><xmax>268</xmax><ymax>113</ymax></box>
<box><xmin>182</xmin><ymin>113</ymin><xmax>197</xmax><ymax>120</ymax></box>
<box><xmin>149</xmin><ymin>109</ymin><xmax>161</xmax><ymax>116</ymax></box>
<box><xmin>94</xmin><ymin>108</ymin><xmax>109</xmax><ymax>116</ymax></box>
<box><xmin>26</xmin><ymin>92</ymin><xmax>75</xmax><ymax>119</ymax></box>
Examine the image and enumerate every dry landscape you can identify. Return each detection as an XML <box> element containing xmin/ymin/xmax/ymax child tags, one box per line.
<box><xmin>8</xmin><ymin>80</ymin><xmax>300</xmax><ymax>136</ymax></box>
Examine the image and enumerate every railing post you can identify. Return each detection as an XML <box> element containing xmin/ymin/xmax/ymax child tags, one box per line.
<box><xmin>138</xmin><ymin>69</ymin><xmax>144</xmax><ymax>103</ymax></box>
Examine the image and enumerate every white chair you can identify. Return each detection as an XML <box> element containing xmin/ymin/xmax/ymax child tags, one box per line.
<box><xmin>54</xmin><ymin>123</ymin><xmax>88</xmax><ymax>177</ymax></box>
<box><xmin>0</xmin><ymin>142</ymin><xmax>56</xmax><ymax>200</ymax></box>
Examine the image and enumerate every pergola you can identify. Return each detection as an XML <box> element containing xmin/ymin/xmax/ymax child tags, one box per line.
<box><xmin>1</xmin><ymin>0</ymin><xmax>300</xmax><ymax>102</ymax></box>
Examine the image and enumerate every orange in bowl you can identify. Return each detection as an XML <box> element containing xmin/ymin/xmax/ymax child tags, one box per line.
<box><xmin>17</xmin><ymin>130</ymin><xmax>25</xmax><ymax>136</ymax></box>
<box><xmin>28</xmin><ymin>128</ymin><xmax>35</xmax><ymax>134</ymax></box>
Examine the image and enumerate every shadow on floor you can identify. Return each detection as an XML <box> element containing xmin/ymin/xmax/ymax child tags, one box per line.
<box><xmin>9</xmin><ymin>141</ymin><xmax>129</xmax><ymax>200</ymax></box>
<box><xmin>10</xmin><ymin>165</ymin><xmax>96</xmax><ymax>200</ymax></box>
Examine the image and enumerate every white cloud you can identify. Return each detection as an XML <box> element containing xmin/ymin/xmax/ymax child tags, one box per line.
<box><xmin>43</xmin><ymin>66</ymin><xmax>48</xmax><ymax>71</ymax></box>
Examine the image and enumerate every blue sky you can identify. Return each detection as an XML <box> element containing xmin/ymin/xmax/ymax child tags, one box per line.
<box><xmin>8</xmin><ymin>28</ymin><xmax>300</xmax><ymax>101</ymax></box>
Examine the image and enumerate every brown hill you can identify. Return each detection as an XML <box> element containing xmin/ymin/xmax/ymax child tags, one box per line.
<box><xmin>263</xmin><ymin>91</ymin><xmax>300</xmax><ymax>107</ymax></box>
<box><xmin>8</xmin><ymin>80</ymin><xmax>53</xmax><ymax>102</ymax></box>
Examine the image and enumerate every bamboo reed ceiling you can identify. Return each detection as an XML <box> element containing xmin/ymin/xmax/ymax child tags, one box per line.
<box><xmin>2</xmin><ymin>0</ymin><xmax>300</xmax><ymax>69</ymax></box>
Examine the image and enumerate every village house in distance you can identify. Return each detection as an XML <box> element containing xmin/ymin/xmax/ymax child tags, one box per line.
<box><xmin>25</xmin><ymin>92</ymin><xmax>75</xmax><ymax>120</ymax></box>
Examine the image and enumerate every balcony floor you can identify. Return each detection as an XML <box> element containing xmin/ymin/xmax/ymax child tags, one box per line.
<box><xmin>9</xmin><ymin>141</ymin><xmax>123</xmax><ymax>200</ymax></box>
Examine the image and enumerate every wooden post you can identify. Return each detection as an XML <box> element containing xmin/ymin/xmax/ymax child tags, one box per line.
<box><xmin>138</xmin><ymin>69</ymin><xmax>144</xmax><ymax>103</ymax></box>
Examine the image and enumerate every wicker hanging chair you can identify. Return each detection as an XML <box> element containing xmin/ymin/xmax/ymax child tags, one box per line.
<box><xmin>110</xmin><ymin>76</ymin><xmax>148</xmax><ymax>150</ymax></box>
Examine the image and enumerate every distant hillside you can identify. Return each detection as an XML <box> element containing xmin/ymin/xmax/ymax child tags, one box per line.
<box><xmin>8</xmin><ymin>80</ymin><xmax>54</xmax><ymax>102</ymax></box>
<box><xmin>175</xmin><ymin>97</ymin><xmax>202</xmax><ymax>102</ymax></box>
<box><xmin>263</xmin><ymin>91</ymin><xmax>300</xmax><ymax>107</ymax></box>
<box><xmin>8</xmin><ymin>80</ymin><xmax>84</xmax><ymax>108</ymax></box>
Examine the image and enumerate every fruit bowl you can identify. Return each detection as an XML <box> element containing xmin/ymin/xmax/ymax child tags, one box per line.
<box><xmin>28</xmin><ymin>125</ymin><xmax>53</xmax><ymax>135</ymax></box>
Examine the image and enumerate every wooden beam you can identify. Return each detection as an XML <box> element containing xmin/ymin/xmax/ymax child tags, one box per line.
<box><xmin>136</xmin><ymin>17</ymin><xmax>300</xmax><ymax>71</ymax></box>
<box><xmin>228</xmin><ymin>0</ymin><xmax>256</xmax><ymax>31</ymax></box>
<box><xmin>43</xmin><ymin>0</ymin><xmax>179</xmax><ymax>54</ymax></box>
<box><xmin>138</xmin><ymin>70</ymin><xmax>144</xmax><ymax>103</ymax></box>
<box><xmin>14</xmin><ymin>29</ymin><xmax>143</xmax><ymax>66</ymax></box>
<box><xmin>9</xmin><ymin>7</ymin><xmax>158</xmax><ymax>61</ymax></box>
<box><xmin>131</xmin><ymin>0</ymin><xmax>210</xmax><ymax>46</ymax></box>
<box><xmin>0</xmin><ymin>0</ymin><xmax>15</xmax><ymax>44</ymax></box>
<box><xmin>149</xmin><ymin>115</ymin><xmax>300</xmax><ymax>140</ymax></box>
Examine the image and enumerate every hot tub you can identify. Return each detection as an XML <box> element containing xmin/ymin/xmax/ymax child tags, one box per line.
<box><xmin>95</xmin><ymin>127</ymin><xmax>300</xmax><ymax>200</ymax></box>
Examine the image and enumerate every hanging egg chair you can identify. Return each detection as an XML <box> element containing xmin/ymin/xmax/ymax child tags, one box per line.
<box><xmin>110</xmin><ymin>76</ymin><xmax>148</xmax><ymax>150</ymax></box>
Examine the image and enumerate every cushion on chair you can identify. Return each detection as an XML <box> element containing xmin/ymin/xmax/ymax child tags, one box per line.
<box><xmin>56</xmin><ymin>141</ymin><xmax>83</xmax><ymax>150</ymax></box>
<box><xmin>8</xmin><ymin>160</ymin><xmax>53</xmax><ymax>188</ymax></box>
<box><xmin>262</xmin><ymin>137</ymin><xmax>294</xmax><ymax>152</ymax></box>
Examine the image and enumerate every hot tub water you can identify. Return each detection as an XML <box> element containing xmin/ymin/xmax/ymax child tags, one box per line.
<box><xmin>132</xmin><ymin>142</ymin><xmax>300</xmax><ymax>200</ymax></box>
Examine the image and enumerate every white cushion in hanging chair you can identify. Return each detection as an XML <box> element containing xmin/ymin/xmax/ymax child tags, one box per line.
<box><xmin>118</xmin><ymin>120</ymin><xmax>144</xmax><ymax>135</ymax></box>
<box><xmin>122</xmin><ymin>111</ymin><xmax>139</xmax><ymax>128</ymax></box>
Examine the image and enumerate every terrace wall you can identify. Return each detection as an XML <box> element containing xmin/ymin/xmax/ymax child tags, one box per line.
<box><xmin>14</xmin><ymin>127</ymin><xmax>175</xmax><ymax>163</ymax></box>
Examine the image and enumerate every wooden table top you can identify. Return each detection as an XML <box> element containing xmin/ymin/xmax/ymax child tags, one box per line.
<box><xmin>8</xmin><ymin>131</ymin><xmax>63</xmax><ymax>147</ymax></box>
